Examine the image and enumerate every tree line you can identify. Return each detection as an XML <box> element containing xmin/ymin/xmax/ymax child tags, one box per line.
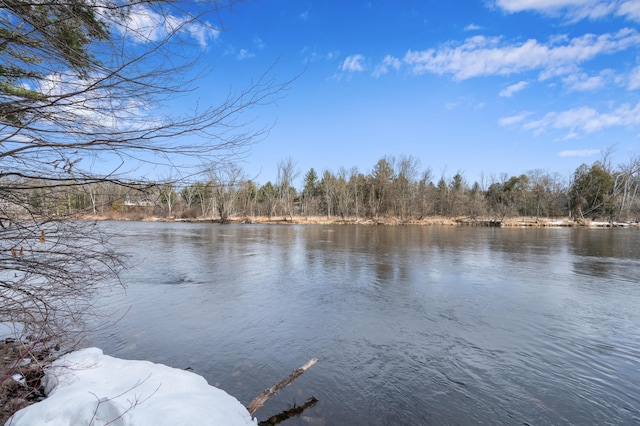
<box><xmin>12</xmin><ymin>154</ymin><xmax>640</xmax><ymax>222</ymax></box>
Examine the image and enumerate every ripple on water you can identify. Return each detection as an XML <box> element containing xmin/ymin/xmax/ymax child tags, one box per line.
<box><xmin>90</xmin><ymin>223</ymin><xmax>640</xmax><ymax>425</ymax></box>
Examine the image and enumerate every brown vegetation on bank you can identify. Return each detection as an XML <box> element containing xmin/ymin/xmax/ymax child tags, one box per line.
<box><xmin>0</xmin><ymin>340</ymin><xmax>49</xmax><ymax>425</ymax></box>
<box><xmin>80</xmin><ymin>212</ymin><xmax>638</xmax><ymax>228</ymax></box>
<box><xmin>186</xmin><ymin>215</ymin><xmax>638</xmax><ymax>227</ymax></box>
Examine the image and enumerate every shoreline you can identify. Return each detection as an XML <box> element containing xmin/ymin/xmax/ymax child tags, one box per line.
<box><xmin>79</xmin><ymin>214</ymin><xmax>640</xmax><ymax>228</ymax></box>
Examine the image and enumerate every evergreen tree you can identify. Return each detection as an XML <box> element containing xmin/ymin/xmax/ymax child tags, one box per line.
<box><xmin>570</xmin><ymin>162</ymin><xmax>614</xmax><ymax>218</ymax></box>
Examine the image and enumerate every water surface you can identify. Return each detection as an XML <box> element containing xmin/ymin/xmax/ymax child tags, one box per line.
<box><xmin>90</xmin><ymin>222</ymin><xmax>640</xmax><ymax>425</ymax></box>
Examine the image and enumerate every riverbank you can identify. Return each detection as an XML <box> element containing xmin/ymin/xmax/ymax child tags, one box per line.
<box><xmin>0</xmin><ymin>340</ymin><xmax>47</xmax><ymax>425</ymax></box>
<box><xmin>87</xmin><ymin>214</ymin><xmax>639</xmax><ymax>228</ymax></box>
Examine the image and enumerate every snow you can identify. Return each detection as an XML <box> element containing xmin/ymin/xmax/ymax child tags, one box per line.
<box><xmin>6</xmin><ymin>347</ymin><xmax>257</xmax><ymax>426</ymax></box>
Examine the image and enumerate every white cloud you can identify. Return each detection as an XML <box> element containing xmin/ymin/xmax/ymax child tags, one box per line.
<box><xmin>499</xmin><ymin>81</ymin><xmax>529</xmax><ymax>97</ymax></box>
<box><xmin>342</xmin><ymin>54</ymin><xmax>366</xmax><ymax>72</ymax></box>
<box><xmin>372</xmin><ymin>55</ymin><xmax>401</xmax><ymax>78</ymax></box>
<box><xmin>513</xmin><ymin>102</ymin><xmax>640</xmax><ymax>137</ymax></box>
<box><xmin>115</xmin><ymin>5</ymin><xmax>164</xmax><ymax>42</ymax></box>
<box><xmin>253</xmin><ymin>37</ymin><xmax>265</xmax><ymax>49</ymax></box>
<box><xmin>498</xmin><ymin>112</ymin><xmax>531</xmax><ymax>126</ymax></box>
<box><xmin>326</xmin><ymin>51</ymin><xmax>341</xmax><ymax>61</ymax></box>
<box><xmin>558</xmin><ymin>149</ymin><xmax>601</xmax><ymax>157</ymax></box>
<box><xmin>495</xmin><ymin>0</ymin><xmax>640</xmax><ymax>22</ymax></box>
<box><xmin>618</xmin><ymin>1</ymin><xmax>640</xmax><ymax>21</ymax></box>
<box><xmin>628</xmin><ymin>64</ymin><xmax>640</xmax><ymax>89</ymax></box>
<box><xmin>403</xmin><ymin>29</ymin><xmax>640</xmax><ymax>80</ymax></box>
<box><xmin>580</xmin><ymin>1</ymin><xmax>619</xmax><ymax>20</ymax></box>
<box><xmin>538</xmin><ymin>64</ymin><xmax>581</xmax><ymax>80</ymax></box>
<box><xmin>445</xmin><ymin>96</ymin><xmax>486</xmax><ymax>111</ymax></box>
<box><xmin>496</xmin><ymin>0</ymin><xmax>593</xmax><ymax>13</ymax></box>
<box><xmin>464</xmin><ymin>24</ymin><xmax>483</xmax><ymax>31</ymax></box>
<box><xmin>562</xmin><ymin>71</ymin><xmax>610</xmax><ymax>91</ymax></box>
<box><xmin>184</xmin><ymin>21</ymin><xmax>219</xmax><ymax>48</ymax></box>
<box><xmin>237</xmin><ymin>49</ymin><xmax>255</xmax><ymax>60</ymax></box>
<box><xmin>35</xmin><ymin>72</ymin><xmax>157</xmax><ymax>133</ymax></box>
<box><xmin>115</xmin><ymin>4</ymin><xmax>218</xmax><ymax>47</ymax></box>
<box><xmin>301</xmin><ymin>47</ymin><xmax>341</xmax><ymax>63</ymax></box>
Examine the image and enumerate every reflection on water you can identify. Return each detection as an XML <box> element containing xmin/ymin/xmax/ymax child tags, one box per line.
<box><xmin>90</xmin><ymin>223</ymin><xmax>640</xmax><ymax>425</ymax></box>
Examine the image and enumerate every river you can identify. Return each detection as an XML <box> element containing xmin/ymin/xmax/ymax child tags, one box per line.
<box><xmin>88</xmin><ymin>222</ymin><xmax>640</xmax><ymax>425</ymax></box>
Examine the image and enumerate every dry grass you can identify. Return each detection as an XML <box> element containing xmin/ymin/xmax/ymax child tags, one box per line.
<box><xmin>84</xmin><ymin>213</ymin><xmax>640</xmax><ymax>227</ymax></box>
<box><xmin>212</xmin><ymin>215</ymin><xmax>574</xmax><ymax>227</ymax></box>
<box><xmin>193</xmin><ymin>215</ymin><xmax>461</xmax><ymax>226</ymax></box>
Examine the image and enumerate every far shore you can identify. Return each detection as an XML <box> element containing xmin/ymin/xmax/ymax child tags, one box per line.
<box><xmin>77</xmin><ymin>214</ymin><xmax>640</xmax><ymax>228</ymax></box>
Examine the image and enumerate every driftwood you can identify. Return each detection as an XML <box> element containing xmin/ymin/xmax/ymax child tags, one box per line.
<box><xmin>257</xmin><ymin>397</ymin><xmax>318</xmax><ymax>426</ymax></box>
<box><xmin>246</xmin><ymin>358</ymin><xmax>318</xmax><ymax>416</ymax></box>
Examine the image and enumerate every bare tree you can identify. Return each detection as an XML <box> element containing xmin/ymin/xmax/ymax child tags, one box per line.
<box><xmin>276</xmin><ymin>157</ymin><xmax>299</xmax><ymax>220</ymax></box>
<box><xmin>320</xmin><ymin>169</ymin><xmax>337</xmax><ymax>218</ymax></box>
<box><xmin>527</xmin><ymin>169</ymin><xmax>568</xmax><ymax>220</ymax></box>
<box><xmin>416</xmin><ymin>168</ymin><xmax>434</xmax><ymax>218</ymax></box>
<box><xmin>192</xmin><ymin>181</ymin><xmax>213</xmax><ymax>218</ymax></box>
<box><xmin>612</xmin><ymin>154</ymin><xmax>640</xmax><ymax>220</ymax></box>
<box><xmin>335</xmin><ymin>167</ymin><xmax>353</xmax><ymax>219</ymax></box>
<box><xmin>159</xmin><ymin>182</ymin><xmax>179</xmax><ymax>217</ymax></box>
<box><xmin>347</xmin><ymin>167</ymin><xmax>362</xmax><ymax>220</ymax></box>
<box><xmin>210</xmin><ymin>162</ymin><xmax>245</xmax><ymax>221</ymax></box>
<box><xmin>394</xmin><ymin>155</ymin><xmax>420</xmax><ymax>219</ymax></box>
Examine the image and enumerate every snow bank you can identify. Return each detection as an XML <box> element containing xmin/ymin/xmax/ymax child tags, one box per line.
<box><xmin>6</xmin><ymin>347</ymin><xmax>256</xmax><ymax>426</ymax></box>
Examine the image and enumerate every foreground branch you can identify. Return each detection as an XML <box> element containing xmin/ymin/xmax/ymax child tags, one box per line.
<box><xmin>246</xmin><ymin>358</ymin><xmax>318</xmax><ymax>416</ymax></box>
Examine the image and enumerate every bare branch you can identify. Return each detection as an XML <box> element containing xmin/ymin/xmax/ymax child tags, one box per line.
<box><xmin>246</xmin><ymin>358</ymin><xmax>318</xmax><ymax>416</ymax></box>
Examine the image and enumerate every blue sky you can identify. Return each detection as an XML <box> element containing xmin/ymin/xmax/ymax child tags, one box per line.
<box><xmin>165</xmin><ymin>0</ymin><xmax>640</xmax><ymax>186</ymax></box>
